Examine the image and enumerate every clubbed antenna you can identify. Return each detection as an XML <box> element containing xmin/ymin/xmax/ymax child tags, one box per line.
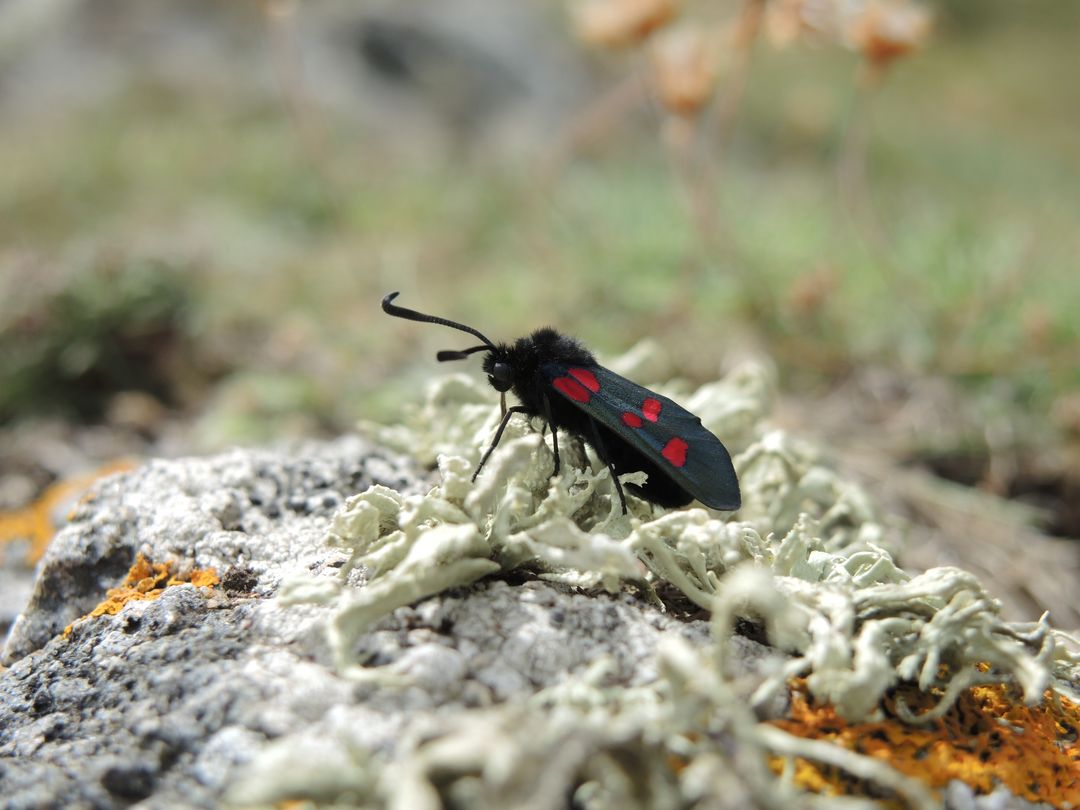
<box><xmin>382</xmin><ymin>292</ymin><xmax>496</xmax><ymax>361</ymax></box>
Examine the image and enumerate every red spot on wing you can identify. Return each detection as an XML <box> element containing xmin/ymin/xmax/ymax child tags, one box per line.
<box><xmin>642</xmin><ymin>398</ymin><xmax>662</xmax><ymax>422</ymax></box>
<box><xmin>554</xmin><ymin>376</ymin><xmax>591</xmax><ymax>403</ymax></box>
<box><xmin>662</xmin><ymin>437</ymin><xmax>688</xmax><ymax>467</ymax></box>
<box><xmin>621</xmin><ymin>412</ymin><xmax>643</xmax><ymax>428</ymax></box>
<box><xmin>568</xmin><ymin>368</ymin><xmax>600</xmax><ymax>392</ymax></box>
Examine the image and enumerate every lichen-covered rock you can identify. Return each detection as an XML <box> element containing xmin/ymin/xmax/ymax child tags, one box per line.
<box><xmin>2</xmin><ymin>360</ymin><xmax>1077</xmax><ymax>810</ymax></box>
<box><xmin>0</xmin><ymin>434</ymin><xmax>769</xmax><ymax>809</ymax></box>
<box><xmin>2</xmin><ymin>436</ymin><xmax>416</xmax><ymax>665</ymax></box>
<box><xmin>0</xmin><ymin>436</ymin><xmax>421</xmax><ymax>807</ymax></box>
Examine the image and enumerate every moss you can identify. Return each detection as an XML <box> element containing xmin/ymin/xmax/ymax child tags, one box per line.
<box><xmin>0</xmin><ymin>257</ymin><xmax>199</xmax><ymax>422</ymax></box>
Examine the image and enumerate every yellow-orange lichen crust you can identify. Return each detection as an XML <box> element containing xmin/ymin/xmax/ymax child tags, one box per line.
<box><xmin>768</xmin><ymin>677</ymin><xmax>1080</xmax><ymax>808</ymax></box>
<box><xmin>63</xmin><ymin>553</ymin><xmax>220</xmax><ymax>638</ymax></box>
<box><xmin>0</xmin><ymin>460</ymin><xmax>137</xmax><ymax>564</ymax></box>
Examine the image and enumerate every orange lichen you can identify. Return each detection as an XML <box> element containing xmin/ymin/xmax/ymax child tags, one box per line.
<box><xmin>768</xmin><ymin>678</ymin><xmax>1080</xmax><ymax>808</ymax></box>
<box><xmin>0</xmin><ymin>460</ymin><xmax>137</xmax><ymax>564</ymax></box>
<box><xmin>63</xmin><ymin>553</ymin><xmax>220</xmax><ymax>638</ymax></box>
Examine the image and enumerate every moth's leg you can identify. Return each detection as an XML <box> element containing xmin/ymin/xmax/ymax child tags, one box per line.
<box><xmin>586</xmin><ymin>418</ymin><xmax>627</xmax><ymax>515</ymax></box>
<box><xmin>550</xmin><ymin>427</ymin><xmax>560</xmax><ymax>478</ymax></box>
<box><xmin>542</xmin><ymin>393</ymin><xmax>560</xmax><ymax>476</ymax></box>
<box><xmin>473</xmin><ymin>406</ymin><xmax>528</xmax><ymax>482</ymax></box>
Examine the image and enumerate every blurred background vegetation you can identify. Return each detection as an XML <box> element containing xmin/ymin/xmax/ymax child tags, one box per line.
<box><xmin>1</xmin><ymin>0</ymin><xmax>1077</xmax><ymax>620</ymax></box>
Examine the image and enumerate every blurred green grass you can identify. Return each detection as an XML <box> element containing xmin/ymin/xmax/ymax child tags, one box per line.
<box><xmin>0</xmin><ymin>4</ymin><xmax>1077</xmax><ymax>444</ymax></box>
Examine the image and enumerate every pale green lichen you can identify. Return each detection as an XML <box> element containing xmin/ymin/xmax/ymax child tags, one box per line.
<box><xmin>252</xmin><ymin>346</ymin><xmax>1080</xmax><ymax>808</ymax></box>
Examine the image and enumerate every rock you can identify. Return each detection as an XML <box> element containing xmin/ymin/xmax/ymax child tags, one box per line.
<box><xmin>2</xmin><ymin>436</ymin><xmax>415</xmax><ymax>665</ymax></box>
<box><xmin>0</xmin><ymin>0</ymin><xmax>598</xmax><ymax>154</ymax></box>
<box><xmin>0</xmin><ymin>559</ymin><xmax>34</xmax><ymax>641</ymax></box>
<box><xmin>1</xmin><ymin>431</ymin><xmax>1068</xmax><ymax>810</ymax></box>
<box><xmin>0</xmin><ymin>436</ymin><xmax>760</xmax><ymax>808</ymax></box>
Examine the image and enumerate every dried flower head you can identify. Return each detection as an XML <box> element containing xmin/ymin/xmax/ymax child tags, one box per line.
<box><xmin>650</xmin><ymin>26</ymin><xmax>720</xmax><ymax>116</ymax></box>
<box><xmin>765</xmin><ymin>0</ymin><xmax>844</xmax><ymax>48</ymax></box>
<box><xmin>786</xmin><ymin>265</ymin><xmax>837</xmax><ymax>321</ymax></box>
<box><xmin>846</xmin><ymin>0</ymin><xmax>932</xmax><ymax>67</ymax></box>
<box><xmin>573</xmin><ymin>0</ymin><xmax>680</xmax><ymax>49</ymax></box>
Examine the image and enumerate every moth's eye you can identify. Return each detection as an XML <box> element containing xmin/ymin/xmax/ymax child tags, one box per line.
<box><xmin>488</xmin><ymin>362</ymin><xmax>513</xmax><ymax>392</ymax></box>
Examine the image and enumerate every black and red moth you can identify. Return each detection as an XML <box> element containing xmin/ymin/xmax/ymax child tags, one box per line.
<box><xmin>382</xmin><ymin>292</ymin><xmax>740</xmax><ymax>513</ymax></box>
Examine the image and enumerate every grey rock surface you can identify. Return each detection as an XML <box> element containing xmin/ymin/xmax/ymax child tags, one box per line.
<box><xmin>3</xmin><ymin>436</ymin><xmax>415</xmax><ymax>665</ymax></box>
<box><xmin>0</xmin><ymin>437</ymin><xmax>752</xmax><ymax>808</ymax></box>
<box><xmin>0</xmin><ymin>555</ymin><xmax>34</xmax><ymax>641</ymax></box>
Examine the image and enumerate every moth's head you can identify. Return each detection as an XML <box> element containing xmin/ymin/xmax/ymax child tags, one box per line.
<box><xmin>479</xmin><ymin>350</ymin><xmax>513</xmax><ymax>392</ymax></box>
<box><xmin>382</xmin><ymin>291</ymin><xmax>509</xmax><ymax>387</ymax></box>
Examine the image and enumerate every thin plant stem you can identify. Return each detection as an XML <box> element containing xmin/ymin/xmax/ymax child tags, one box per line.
<box><xmin>261</xmin><ymin>0</ymin><xmax>342</xmax><ymax>216</ymax></box>
<box><xmin>836</xmin><ymin>61</ymin><xmax>888</xmax><ymax>251</ymax></box>
<box><xmin>712</xmin><ymin>0</ymin><xmax>767</xmax><ymax>156</ymax></box>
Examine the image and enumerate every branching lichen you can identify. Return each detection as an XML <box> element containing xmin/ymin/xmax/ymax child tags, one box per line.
<box><xmin>258</xmin><ymin>348</ymin><xmax>1080</xmax><ymax>809</ymax></box>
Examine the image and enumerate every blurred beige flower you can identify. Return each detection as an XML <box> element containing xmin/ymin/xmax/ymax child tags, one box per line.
<box><xmin>573</xmin><ymin>0</ymin><xmax>680</xmax><ymax>48</ymax></box>
<box><xmin>765</xmin><ymin>0</ymin><xmax>842</xmax><ymax>47</ymax></box>
<box><xmin>649</xmin><ymin>26</ymin><xmax>720</xmax><ymax>116</ymax></box>
<box><xmin>846</xmin><ymin>0</ymin><xmax>932</xmax><ymax>67</ymax></box>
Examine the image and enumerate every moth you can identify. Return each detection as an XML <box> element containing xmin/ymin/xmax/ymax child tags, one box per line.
<box><xmin>383</xmin><ymin>292</ymin><xmax>740</xmax><ymax>513</ymax></box>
